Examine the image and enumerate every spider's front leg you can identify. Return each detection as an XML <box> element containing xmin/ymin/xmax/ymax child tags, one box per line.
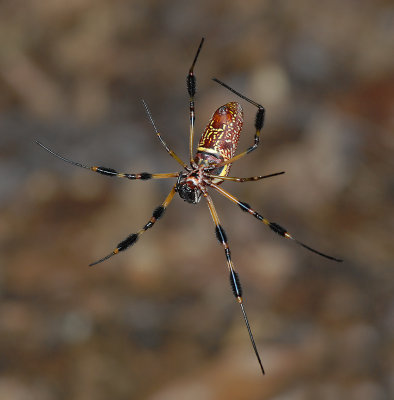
<box><xmin>89</xmin><ymin>184</ymin><xmax>177</xmax><ymax>266</ymax></box>
<box><xmin>35</xmin><ymin>141</ymin><xmax>179</xmax><ymax>180</ymax></box>
<box><xmin>203</xmin><ymin>189</ymin><xmax>265</xmax><ymax>375</ymax></box>
<box><xmin>210</xmin><ymin>183</ymin><xmax>343</xmax><ymax>262</ymax></box>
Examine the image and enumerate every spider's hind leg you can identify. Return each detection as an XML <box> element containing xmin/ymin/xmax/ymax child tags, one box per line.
<box><xmin>211</xmin><ymin>78</ymin><xmax>265</xmax><ymax>168</ymax></box>
<box><xmin>187</xmin><ymin>37</ymin><xmax>205</xmax><ymax>166</ymax></box>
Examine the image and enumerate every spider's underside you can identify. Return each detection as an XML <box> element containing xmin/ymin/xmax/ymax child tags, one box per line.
<box><xmin>36</xmin><ymin>38</ymin><xmax>342</xmax><ymax>376</ymax></box>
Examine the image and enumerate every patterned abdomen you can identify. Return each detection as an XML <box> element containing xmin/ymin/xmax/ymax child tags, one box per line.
<box><xmin>194</xmin><ymin>102</ymin><xmax>243</xmax><ymax>179</ymax></box>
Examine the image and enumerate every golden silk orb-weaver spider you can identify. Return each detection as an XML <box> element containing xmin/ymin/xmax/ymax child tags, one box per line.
<box><xmin>36</xmin><ymin>38</ymin><xmax>342</xmax><ymax>375</ymax></box>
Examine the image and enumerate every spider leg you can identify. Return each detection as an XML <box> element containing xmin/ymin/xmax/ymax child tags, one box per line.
<box><xmin>187</xmin><ymin>37</ymin><xmax>204</xmax><ymax>166</ymax></box>
<box><xmin>203</xmin><ymin>189</ymin><xmax>265</xmax><ymax>375</ymax></box>
<box><xmin>141</xmin><ymin>100</ymin><xmax>188</xmax><ymax>169</ymax></box>
<box><xmin>206</xmin><ymin>171</ymin><xmax>285</xmax><ymax>183</ymax></box>
<box><xmin>209</xmin><ymin>183</ymin><xmax>343</xmax><ymax>262</ymax></box>
<box><xmin>211</xmin><ymin>78</ymin><xmax>265</xmax><ymax>168</ymax></box>
<box><xmin>90</xmin><ymin>184</ymin><xmax>177</xmax><ymax>266</ymax></box>
<box><xmin>35</xmin><ymin>141</ymin><xmax>179</xmax><ymax>180</ymax></box>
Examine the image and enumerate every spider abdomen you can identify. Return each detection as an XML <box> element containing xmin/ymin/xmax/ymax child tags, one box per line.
<box><xmin>195</xmin><ymin>102</ymin><xmax>243</xmax><ymax>178</ymax></box>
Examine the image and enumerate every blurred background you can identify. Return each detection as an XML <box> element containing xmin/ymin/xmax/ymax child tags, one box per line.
<box><xmin>0</xmin><ymin>1</ymin><xmax>393</xmax><ymax>399</ymax></box>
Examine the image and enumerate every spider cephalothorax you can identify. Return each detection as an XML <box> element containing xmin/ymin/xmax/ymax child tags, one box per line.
<box><xmin>175</xmin><ymin>170</ymin><xmax>204</xmax><ymax>204</ymax></box>
<box><xmin>36</xmin><ymin>37</ymin><xmax>342</xmax><ymax>376</ymax></box>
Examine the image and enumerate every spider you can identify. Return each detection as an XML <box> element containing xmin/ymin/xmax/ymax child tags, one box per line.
<box><xmin>36</xmin><ymin>38</ymin><xmax>342</xmax><ymax>375</ymax></box>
